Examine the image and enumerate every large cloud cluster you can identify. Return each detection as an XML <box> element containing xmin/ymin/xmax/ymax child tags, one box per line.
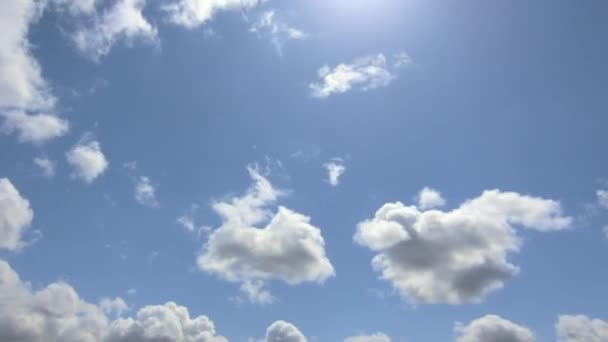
<box><xmin>355</xmin><ymin>189</ymin><xmax>571</xmax><ymax>304</ymax></box>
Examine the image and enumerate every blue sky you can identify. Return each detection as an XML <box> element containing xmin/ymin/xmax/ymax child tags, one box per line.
<box><xmin>1</xmin><ymin>0</ymin><xmax>608</xmax><ymax>341</ymax></box>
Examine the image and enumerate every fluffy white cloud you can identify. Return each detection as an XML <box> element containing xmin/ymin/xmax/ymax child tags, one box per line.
<box><xmin>0</xmin><ymin>179</ymin><xmax>34</xmax><ymax>251</ymax></box>
<box><xmin>34</xmin><ymin>157</ymin><xmax>56</xmax><ymax>177</ymax></box>
<box><xmin>198</xmin><ymin>167</ymin><xmax>334</xmax><ymax>300</ymax></box>
<box><xmin>455</xmin><ymin>315</ymin><xmax>534</xmax><ymax>342</ymax></box>
<box><xmin>135</xmin><ymin>176</ymin><xmax>158</xmax><ymax>207</ymax></box>
<box><xmin>265</xmin><ymin>321</ymin><xmax>307</xmax><ymax>342</ymax></box>
<box><xmin>355</xmin><ymin>189</ymin><xmax>571</xmax><ymax>304</ymax></box>
<box><xmin>417</xmin><ymin>187</ymin><xmax>445</xmax><ymax>210</ymax></box>
<box><xmin>310</xmin><ymin>53</ymin><xmax>411</xmax><ymax>98</ymax></box>
<box><xmin>164</xmin><ymin>0</ymin><xmax>260</xmax><ymax>28</ymax></box>
<box><xmin>72</xmin><ymin>0</ymin><xmax>157</xmax><ymax>61</ymax></box>
<box><xmin>250</xmin><ymin>11</ymin><xmax>306</xmax><ymax>56</ymax></box>
<box><xmin>596</xmin><ymin>189</ymin><xmax>608</xmax><ymax>209</ymax></box>
<box><xmin>344</xmin><ymin>332</ymin><xmax>391</xmax><ymax>342</ymax></box>
<box><xmin>0</xmin><ymin>0</ymin><xmax>69</xmax><ymax>144</ymax></box>
<box><xmin>324</xmin><ymin>159</ymin><xmax>346</xmax><ymax>187</ymax></box>
<box><xmin>66</xmin><ymin>137</ymin><xmax>109</xmax><ymax>183</ymax></box>
<box><xmin>0</xmin><ymin>258</ymin><xmax>227</xmax><ymax>342</ymax></box>
<box><xmin>556</xmin><ymin>315</ymin><xmax>608</xmax><ymax>342</ymax></box>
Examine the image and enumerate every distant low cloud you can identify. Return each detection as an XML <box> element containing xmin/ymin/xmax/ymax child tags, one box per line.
<box><xmin>134</xmin><ymin>176</ymin><xmax>159</xmax><ymax>207</ymax></box>
<box><xmin>355</xmin><ymin>188</ymin><xmax>571</xmax><ymax>304</ymax></box>
<box><xmin>34</xmin><ymin>157</ymin><xmax>56</xmax><ymax>178</ymax></box>
<box><xmin>250</xmin><ymin>11</ymin><xmax>306</xmax><ymax>56</ymax></box>
<box><xmin>66</xmin><ymin>136</ymin><xmax>109</xmax><ymax>183</ymax></box>
<box><xmin>198</xmin><ymin>166</ymin><xmax>334</xmax><ymax>303</ymax></box>
<box><xmin>72</xmin><ymin>0</ymin><xmax>158</xmax><ymax>61</ymax></box>
<box><xmin>417</xmin><ymin>187</ymin><xmax>446</xmax><ymax>210</ymax></box>
<box><xmin>324</xmin><ymin>158</ymin><xmax>346</xmax><ymax>187</ymax></box>
<box><xmin>455</xmin><ymin>315</ymin><xmax>535</xmax><ymax>342</ymax></box>
<box><xmin>344</xmin><ymin>332</ymin><xmax>391</xmax><ymax>342</ymax></box>
<box><xmin>164</xmin><ymin>0</ymin><xmax>260</xmax><ymax>28</ymax></box>
<box><xmin>556</xmin><ymin>315</ymin><xmax>608</xmax><ymax>342</ymax></box>
<box><xmin>0</xmin><ymin>179</ymin><xmax>34</xmax><ymax>251</ymax></box>
<box><xmin>265</xmin><ymin>320</ymin><xmax>307</xmax><ymax>342</ymax></box>
<box><xmin>310</xmin><ymin>52</ymin><xmax>411</xmax><ymax>98</ymax></box>
<box><xmin>596</xmin><ymin>189</ymin><xmax>608</xmax><ymax>209</ymax></box>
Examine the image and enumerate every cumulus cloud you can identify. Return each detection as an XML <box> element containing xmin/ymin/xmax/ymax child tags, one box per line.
<box><xmin>134</xmin><ymin>176</ymin><xmax>158</xmax><ymax>207</ymax></box>
<box><xmin>72</xmin><ymin>0</ymin><xmax>157</xmax><ymax>61</ymax></box>
<box><xmin>0</xmin><ymin>0</ymin><xmax>68</xmax><ymax>144</ymax></box>
<box><xmin>34</xmin><ymin>157</ymin><xmax>56</xmax><ymax>178</ymax></box>
<box><xmin>455</xmin><ymin>315</ymin><xmax>535</xmax><ymax>342</ymax></box>
<box><xmin>344</xmin><ymin>332</ymin><xmax>391</xmax><ymax>342</ymax></box>
<box><xmin>355</xmin><ymin>188</ymin><xmax>571</xmax><ymax>304</ymax></box>
<box><xmin>235</xmin><ymin>280</ymin><xmax>276</xmax><ymax>305</ymax></box>
<box><xmin>164</xmin><ymin>0</ymin><xmax>260</xmax><ymax>28</ymax></box>
<box><xmin>596</xmin><ymin>189</ymin><xmax>608</xmax><ymax>209</ymax></box>
<box><xmin>310</xmin><ymin>52</ymin><xmax>411</xmax><ymax>98</ymax></box>
<box><xmin>265</xmin><ymin>320</ymin><xmax>307</xmax><ymax>342</ymax></box>
<box><xmin>556</xmin><ymin>315</ymin><xmax>608</xmax><ymax>342</ymax></box>
<box><xmin>0</xmin><ymin>179</ymin><xmax>34</xmax><ymax>251</ymax></box>
<box><xmin>417</xmin><ymin>187</ymin><xmax>445</xmax><ymax>210</ymax></box>
<box><xmin>250</xmin><ymin>11</ymin><xmax>306</xmax><ymax>56</ymax></box>
<box><xmin>0</xmin><ymin>258</ymin><xmax>227</xmax><ymax>342</ymax></box>
<box><xmin>66</xmin><ymin>137</ymin><xmax>109</xmax><ymax>183</ymax></box>
<box><xmin>324</xmin><ymin>158</ymin><xmax>346</xmax><ymax>187</ymax></box>
<box><xmin>198</xmin><ymin>166</ymin><xmax>334</xmax><ymax>301</ymax></box>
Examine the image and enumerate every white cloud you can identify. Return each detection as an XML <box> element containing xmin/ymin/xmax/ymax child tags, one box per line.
<box><xmin>99</xmin><ymin>297</ymin><xmax>129</xmax><ymax>318</ymax></box>
<box><xmin>236</xmin><ymin>280</ymin><xmax>276</xmax><ymax>305</ymax></box>
<box><xmin>0</xmin><ymin>0</ymin><xmax>69</xmax><ymax>144</ymax></box>
<box><xmin>556</xmin><ymin>315</ymin><xmax>608</xmax><ymax>342</ymax></box>
<box><xmin>344</xmin><ymin>332</ymin><xmax>391</xmax><ymax>342</ymax></box>
<box><xmin>66</xmin><ymin>137</ymin><xmax>109</xmax><ymax>183</ymax></box>
<box><xmin>324</xmin><ymin>159</ymin><xmax>346</xmax><ymax>187</ymax></box>
<box><xmin>250</xmin><ymin>11</ymin><xmax>306</xmax><ymax>56</ymax></box>
<box><xmin>0</xmin><ymin>179</ymin><xmax>34</xmax><ymax>251</ymax></box>
<box><xmin>310</xmin><ymin>53</ymin><xmax>411</xmax><ymax>98</ymax></box>
<box><xmin>0</xmin><ymin>110</ymin><xmax>69</xmax><ymax>144</ymax></box>
<box><xmin>417</xmin><ymin>187</ymin><xmax>446</xmax><ymax>210</ymax></box>
<box><xmin>355</xmin><ymin>189</ymin><xmax>571</xmax><ymax>304</ymax></box>
<box><xmin>265</xmin><ymin>320</ymin><xmax>307</xmax><ymax>342</ymax></box>
<box><xmin>134</xmin><ymin>176</ymin><xmax>158</xmax><ymax>207</ymax></box>
<box><xmin>198</xmin><ymin>166</ymin><xmax>334</xmax><ymax>301</ymax></box>
<box><xmin>455</xmin><ymin>315</ymin><xmax>535</xmax><ymax>342</ymax></box>
<box><xmin>596</xmin><ymin>189</ymin><xmax>608</xmax><ymax>209</ymax></box>
<box><xmin>164</xmin><ymin>0</ymin><xmax>260</xmax><ymax>28</ymax></box>
<box><xmin>34</xmin><ymin>157</ymin><xmax>56</xmax><ymax>178</ymax></box>
<box><xmin>72</xmin><ymin>0</ymin><xmax>157</xmax><ymax>61</ymax></box>
<box><xmin>0</xmin><ymin>258</ymin><xmax>228</xmax><ymax>342</ymax></box>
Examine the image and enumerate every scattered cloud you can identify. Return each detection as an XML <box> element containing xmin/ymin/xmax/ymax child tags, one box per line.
<box><xmin>603</xmin><ymin>226</ymin><xmax>608</xmax><ymax>240</ymax></box>
<box><xmin>324</xmin><ymin>158</ymin><xmax>346</xmax><ymax>187</ymax></box>
<box><xmin>72</xmin><ymin>0</ymin><xmax>158</xmax><ymax>61</ymax></box>
<box><xmin>51</xmin><ymin>0</ymin><xmax>97</xmax><ymax>16</ymax></box>
<box><xmin>310</xmin><ymin>52</ymin><xmax>411</xmax><ymax>98</ymax></box>
<box><xmin>417</xmin><ymin>187</ymin><xmax>446</xmax><ymax>210</ymax></box>
<box><xmin>34</xmin><ymin>157</ymin><xmax>56</xmax><ymax>178</ymax></box>
<box><xmin>344</xmin><ymin>332</ymin><xmax>391</xmax><ymax>342</ymax></box>
<box><xmin>0</xmin><ymin>258</ymin><xmax>228</xmax><ymax>342</ymax></box>
<box><xmin>164</xmin><ymin>0</ymin><xmax>260</xmax><ymax>28</ymax></box>
<box><xmin>234</xmin><ymin>280</ymin><xmax>276</xmax><ymax>305</ymax></box>
<box><xmin>125</xmin><ymin>288</ymin><xmax>137</xmax><ymax>296</ymax></box>
<box><xmin>596</xmin><ymin>189</ymin><xmax>608</xmax><ymax>209</ymax></box>
<box><xmin>556</xmin><ymin>315</ymin><xmax>608</xmax><ymax>342</ymax></box>
<box><xmin>66</xmin><ymin>136</ymin><xmax>109</xmax><ymax>183</ymax></box>
<box><xmin>250</xmin><ymin>11</ymin><xmax>306</xmax><ymax>56</ymax></box>
<box><xmin>264</xmin><ymin>320</ymin><xmax>307</xmax><ymax>342</ymax></box>
<box><xmin>177</xmin><ymin>204</ymin><xmax>212</xmax><ymax>238</ymax></box>
<box><xmin>455</xmin><ymin>315</ymin><xmax>535</xmax><ymax>342</ymax></box>
<box><xmin>0</xmin><ymin>110</ymin><xmax>69</xmax><ymax>144</ymax></box>
<box><xmin>0</xmin><ymin>179</ymin><xmax>34</xmax><ymax>251</ymax></box>
<box><xmin>198</xmin><ymin>166</ymin><xmax>334</xmax><ymax>303</ymax></box>
<box><xmin>355</xmin><ymin>189</ymin><xmax>571</xmax><ymax>304</ymax></box>
<box><xmin>134</xmin><ymin>176</ymin><xmax>159</xmax><ymax>207</ymax></box>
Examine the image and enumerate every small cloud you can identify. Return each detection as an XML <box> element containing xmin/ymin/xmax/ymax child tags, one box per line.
<box><xmin>416</xmin><ymin>187</ymin><xmax>446</xmax><ymax>210</ymax></box>
<box><xmin>232</xmin><ymin>280</ymin><xmax>276</xmax><ymax>305</ymax></box>
<box><xmin>126</xmin><ymin>288</ymin><xmax>137</xmax><ymax>296</ymax></box>
<box><xmin>34</xmin><ymin>157</ymin><xmax>56</xmax><ymax>178</ymax></box>
<box><xmin>66</xmin><ymin>134</ymin><xmax>109</xmax><ymax>183</ymax></box>
<box><xmin>99</xmin><ymin>297</ymin><xmax>129</xmax><ymax>318</ymax></box>
<box><xmin>1</xmin><ymin>111</ymin><xmax>69</xmax><ymax>144</ymax></box>
<box><xmin>324</xmin><ymin>158</ymin><xmax>346</xmax><ymax>187</ymax></box>
<box><xmin>250</xmin><ymin>10</ymin><xmax>306</xmax><ymax>56</ymax></box>
<box><xmin>135</xmin><ymin>176</ymin><xmax>159</xmax><ymax>207</ymax></box>
<box><xmin>596</xmin><ymin>189</ymin><xmax>608</xmax><ymax>209</ymax></box>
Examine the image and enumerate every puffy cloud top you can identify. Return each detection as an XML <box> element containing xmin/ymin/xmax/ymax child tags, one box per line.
<box><xmin>455</xmin><ymin>315</ymin><xmax>535</xmax><ymax>342</ymax></box>
<box><xmin>0</xmin><ymin>179</ymin><xmax>34</xmax><ymax>251</ymax></box>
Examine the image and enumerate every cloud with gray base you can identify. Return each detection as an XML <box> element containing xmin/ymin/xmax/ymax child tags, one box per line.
<box><xmin>556</xmin><ymin>315</ymin><xmax>608</xmax><ymax>342</ymax></box>
<box><xmin>455</xmin><ymin>315</ymin><xmax>535</xmax><ymax>342</ymax></box>
<box><xmin>355</xmin><ymin>188</ymin><xmax>571</xmax><ymax>304</ymax></box>
<box><xmin>198</xmin><ymin>166</ymin><xmax>334</xmax><ymax>304</ymax></box>
<box><xmin>310</xmin><ymin>52</ymin><xmax>411</xmax><ymax>98</ymax></box>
